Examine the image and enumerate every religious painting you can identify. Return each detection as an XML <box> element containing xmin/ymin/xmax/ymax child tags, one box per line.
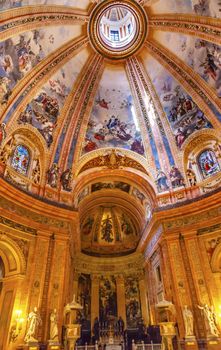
<box><xmin>77</xmin><ymin>186</ymin><xmax>90</xmax><ymax>205</ymax></box>
<box><xmin>17</xmin><ymin>49</ymin><xmax>89</xmax><ymax>147</ymax></box>
<box><xmin>198</xmin><ymin>149</ymin><xmax>220</xmax><ymax>178</ymax></box>
<box><xmin>150</xmin><ymin>0</ymin><xmax>221</xmax><ymax>18</ymax></box>
<box><xmin>82</xmin><ymin>66</ymin><xmax>145</xmax><ymax>156</ymax></box>
<box><xmin>125</xmin><ymin>275</ymin><xmax>142</xmax><ymax>328</ymax></box>
<box><xmin>0</xmin><ymin>26</ymin><xmax>78</xmax><ymax>105</ymax></box>
<box><xmin>81</xmin><ymin>216</ymin><xmax>95</xmax><ymax>236</ymax></box>
<box><xmin>11</xmin><ymin>144</ymin><xmax>30</xmax><ymax>175</ymax></box>
<box><xmin>99</xmin><ymin>276</ymin><xmax>117</xmax><ymax>321</ymax></box>
<box><xmin>91</xmin><ymin>181</ymin><xmax>130</xmax><ymax>193</ymax></box>
<box><xmin>132</xmin><ymin>187</ymin><xmax>146</xmax><ymax>205</ymax></box>
<box><xmin>78</xmin><ymin>274</ymin><xmax>91</xmax><ymax>323</ymax></box>
<box><xmin>155</xmin><ymin>32</ymin><xmax>221</xmax><ymax>97</ymax></box>
<box><xmin>81</xmin><ymin>206</ymin><xmax>139</xmax><ymax>257</ymax></box>
<box><xmin>205</xmin><ymin>236</ymin><xmax>221</xmax><ymax>261</ymax></box>
<box><xmin>141</xmin><ymin>55</ymin><xmax>212</xmax><ymax>149</ymax></box>
<box><xmin>120</xmin><ymin>213</ymin><xmax>134</xmax><ymax>236</ymax></box>
<box><xmin>100</xmin><ymin>211</ymin><xmax>114</xmax><ymax>244</ymax></box>
<box><xmin>0</xmin><ymin>0</ymin><xmax>89</xmax><ymax>10</ymax></box>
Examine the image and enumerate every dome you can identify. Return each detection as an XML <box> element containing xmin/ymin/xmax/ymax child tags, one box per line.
<box><xmin>0</xmin><ymin>0</ymin><xmax>221</xmax><ymax>257</ymax></box>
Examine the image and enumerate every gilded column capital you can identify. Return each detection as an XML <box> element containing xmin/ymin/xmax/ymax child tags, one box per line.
<box><xmin>116</xmin><ymin>274</ymin><xmax>125</xmax><ymax>285</ymax></box>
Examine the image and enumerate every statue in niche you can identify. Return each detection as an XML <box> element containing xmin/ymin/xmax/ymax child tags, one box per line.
<box><xmin>60</xmin><ymin>168</ymin><xmax>73</xmax><ymax>192</ymax></box>
<box><xmin>156</xmin><ymin>169</ymin><xmax>169</xmax><ymax>192</ymax></box>
<box><xmin>47</xmin><ymin>163</ymin><xmax>59</xmax><ymax>188</ymax></box>
<box><xmin>182</xmin><ymin>305</ymin><xmax>194</xmax><ymax>337</ymax></box>
<box><xmin>169</xmin><ymin>166</ymin><xmax>185</xmax><ymax>188</ymax></box>
<box><xmin>31</xmin><ymin>158</ymin><xmax>40</xmax><ymax>184</ymax></box>
<box><xmin>197</xmin><ymin>304</ymin><xmax>219</xmax><ymax>337</ymax></box>
<box><xmin>24</xmin><ymin>307</ymin><xmax>42</xmax><ymax>343</ymax></box>
<box><xmin>0</xmin><ymin>123</ymin><xmax>6</xmax><ymax>146</ymax></box>
<box><xmin>186</xmin><ymin>169</ymin><xmax>196</xmax><ymax>187</ymax></box>
<box><xmin>49</xmin><ymin>309</ymin><xmax>59</xmax><ymax>342</ymax></box>
<box><xmin>0</xmin><ymin>136</ymin><xmax>15</xmax><ymax>164</ymax></box>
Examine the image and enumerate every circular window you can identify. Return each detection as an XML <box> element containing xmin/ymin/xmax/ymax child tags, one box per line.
<box><xmin>89</xmin><ymin>0</ymin><xmax>148</xmax><ymax>60</ymax></box>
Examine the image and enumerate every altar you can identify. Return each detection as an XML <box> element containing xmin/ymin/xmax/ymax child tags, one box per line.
<box><xmin>106</xmin><ymin>345</ymin><xmax>122</xmax><ymax>350</ymax></box>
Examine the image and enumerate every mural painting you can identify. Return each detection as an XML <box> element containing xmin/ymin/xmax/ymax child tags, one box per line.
<box><xmin>17</xmin><ymin>49</ymin><xmax>88</xmax><ymax>147</ymax></box>
<box><xmin>91</xmin><ymin>181</ymin><xmax>130</xmax><ymax>193</ymax></box>
<box><xmin>78</xmin><ymin>273</ymin><xmax>91</xmax><ymax>324</ymax></box>
<box><xmin>82</xmin><ymin>67</ymin><xmax>145</xmax><ymax>156</ymax></box>
<box><xmin>77</xmin><ymin>186</ymin><xmax>90</xmax><ymax>205</ymax></box>
<box><xmin>125</xmin><ymin>275</ymin><xmax>142</xmax><ymax>328</ymax></box>
<box><xmin>142</xmin><ymin>55</ymin><xmax>213</xmax><ymax>149</ymax></box>
<box><xmin>0</xmin><ymin>0</ymin><xmax>89</xmax><ymax>10</ymax></box>
<box><xmin>205</xmin><ymin>236</ymin><xmax>221</xmax><ymax>261</ymax></box>
<box><xmin>198</xmin><ymin>149</ymin><xmax>220</xmax><ymax>178</ymax></box>
<box><xmin>0</xmin><ymin>26</ymin><xmax>78</xmax><ymax>105</ymax></box>
<box><xmin>99</xmin><ymin>276</ymin><xmax>117</xmax><ymax>321</ymax></box>
<box><xmin>155</xmin><ymin>33</ymin><xmax>221</xmax><ymax>97</ymax></box>
<box><xmin>151</xmin><ymin>0</ymin><xmax>221</xmax><ymax>18</ymax></box>
<box><xmin>81</xmin><ymin>207</ymin><xmax>139</xmax><ymax>257</ymax></box>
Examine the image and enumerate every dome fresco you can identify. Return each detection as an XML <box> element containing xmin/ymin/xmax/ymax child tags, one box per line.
<box><xmin>0</xmin><ymin>0</ymin><xmax>221</xmax><ymax>230</ymax></box>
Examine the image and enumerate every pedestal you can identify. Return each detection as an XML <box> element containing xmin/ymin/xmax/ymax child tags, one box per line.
<box><xmin>159</xmin><ymin>322</ymin><xmax>176</xmax><ymax>350</ymax></box>
<box><xmin>183</xmin><ymin>336</ymin><xmax>198</xmax><ymax>350</ymax></box>
<box><xmin>65</xmin><ymin>324</ymin><xmax>81</xmax><ymax>350</ymax></box>
<box><xmin>23</xmin><ymin>343</ymin><xmax>40</xmax><ymax>350</ymax></box>
<box><xmin>206</xmin><ymin>336</ymin><xmax>221</xmax><ymax>350</ymax></box>
<box><xmin>47</xmin><ymin>340</ymin><xmax>61</xmax><ymax>350</ymax></box>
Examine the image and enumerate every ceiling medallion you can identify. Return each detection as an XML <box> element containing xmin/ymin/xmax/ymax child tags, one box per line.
<box><xmin>88</xmin><ymin>0</ymin><xmax>148</xmax><ymax>60</ymax></box>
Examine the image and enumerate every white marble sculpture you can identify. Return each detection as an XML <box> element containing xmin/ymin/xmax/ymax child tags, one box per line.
<box><xmin>49</xmin><ymin>309</ymin><xmax>59</xmax><ymax>342</ymax></box>
<box><xmin>24</xmin><ymin>307</ymin><xmax>42</xmax><ymax>343</ymax></box>
<box><xmin>197</xmin><ymin>304</ymin><xmax>219</xmax><ymax>337</ymax></box>
<box><xmin>183</xmin><ymin>305</ymin><xmax>194</xmax><ymax>337</ymax></box>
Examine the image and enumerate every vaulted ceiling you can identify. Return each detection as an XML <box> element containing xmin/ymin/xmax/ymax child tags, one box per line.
<box><xmin>0</xmin><ymin>0</ymin><xmax>221</xmax><ymax>248</ymax></box>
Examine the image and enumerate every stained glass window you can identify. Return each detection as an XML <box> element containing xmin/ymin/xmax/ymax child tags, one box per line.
<box><xmin>198</xmin><ymin>149</ymin><xmax>220</xmax><ymax>178</ymax></box>
<box><xmin>11</xmin><ymin>145</ymin><xmax>30</xmax><ymax>175</ymax></box>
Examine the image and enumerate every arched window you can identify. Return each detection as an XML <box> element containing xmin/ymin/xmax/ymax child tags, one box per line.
<box><xmin>11</xmin><ymin>144</ymin><xmax>30</xmax><ymax>175</ymax></box>
<box><xmin>198</xmin><ymin>149</ymin><xmax>220</xmax><ymax>178</ymax></box>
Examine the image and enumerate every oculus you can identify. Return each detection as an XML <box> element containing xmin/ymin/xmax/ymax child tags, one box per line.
<box><xmin>89</xmin><ymin>0</ymin><xmax>148</xmax><ymax>60</ymax></box>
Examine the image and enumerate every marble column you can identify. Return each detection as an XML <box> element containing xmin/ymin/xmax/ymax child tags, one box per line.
<box><xmin>116</xmin><ymin>275</ymin><xmax>127</xmax><ymax>326</ymax></box>
<box><xmin>91</xmin><ymin>274</ymin><xmax>100</xmax><ymax>331</ymax></box>
<box><xmin>139</xmin><ymin>274</ymin><xmax>150</xmax><ymax>326</ymax></box>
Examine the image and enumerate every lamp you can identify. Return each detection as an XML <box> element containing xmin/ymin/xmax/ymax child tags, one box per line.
<box><xmin>9</xmin><ymin>310</ymin><xmax>24</xmax><ymax>342</ymax></box>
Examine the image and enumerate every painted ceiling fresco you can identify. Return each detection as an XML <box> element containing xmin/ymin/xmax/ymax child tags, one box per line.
<box><xmin>0</xmin><ymin>0</ymin><xmax>221</xmax><ymax>229</ymax></box>
<box><xmin>80</xmin><ymin>206</ymin><xmax>139</xmax><ymax>257</ymax></box>
<box><xmin>82</xmin><ymin>65</ymin><xmax>144</xmax><ymax>156</ymax></box>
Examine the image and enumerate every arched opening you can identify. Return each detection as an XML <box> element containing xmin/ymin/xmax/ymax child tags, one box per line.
<box><xmin>0</xmin><ymin>237</ymin><xmax>26</xmax><ymax>350</ymax></box>
<box><xmin>0</xmin><ymin>257</ymin><xmax>5</xmax><ymax>296</ymax></box>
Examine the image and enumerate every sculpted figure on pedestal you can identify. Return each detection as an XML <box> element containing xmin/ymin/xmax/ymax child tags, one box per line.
<box><xmin>50</xmin><ymin>309</ymin><xmax>59</xmax><ymax>342</ymax></box>
<box><xmin>24</xmin><ymin>307</ymin><xmax>42</xmax><ymax>343</ymax></box>
<box><xmin>197</xmin><ymin>304</ymin><xmax>219</xmax><ymax>337</ymax></box>
<box><xmin>182</xmin><ymin>305</ymin><xmax>194</xmax><ymax>337</ymax></box>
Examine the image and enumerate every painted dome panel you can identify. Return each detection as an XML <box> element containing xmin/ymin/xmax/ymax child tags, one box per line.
<box><xmin>0</xmin><ymin>0</ymin><xmax>90</xmax><ymax>11</ymax></box>
<box><xmin>150</xmin><ymin>0</ymin><xmax>221</xmax><ymax>18</ymax></box>
<box><xmin>81</xmin><ymin>206</ymin><xmax>139</xmax><ymax>257</ymax></box>
<box><xmin>82</xmin><ymin>64</ymin><xmax>145</xmax><ymax>156</ymax></box>
<box><xmin>154</xmin><ymin>31</ymin><xmax>221</xmax><ymax>97</ymax></box>
<box><xmin>0</xmin><ymin>25</ymin><xmax>83</xmax><ymax>106</ymax></box>
<box><xmin>141</xmin><ymin>53</ymin><xmax>213</xmax><ymax>149</ymax></box>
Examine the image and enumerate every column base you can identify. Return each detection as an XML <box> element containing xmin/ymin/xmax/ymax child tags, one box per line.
<box><xmin>47</xmin><ymin>341</ymin><xmax>61</xmax><ymax>350</ymax></box>
<box><xmin>206</xmin><ymin>337</ymin><xmax>221</xmax><ymax>350</ymax></box>
<box><xmin>23</xmin><ymin>343</ymin><xmax>40</xmax><ymax>350</ymax></box>
<box><xmin>183</xmin><ymin>336</ymin><xmax>198</xmax><ymax>350</ymax></box>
